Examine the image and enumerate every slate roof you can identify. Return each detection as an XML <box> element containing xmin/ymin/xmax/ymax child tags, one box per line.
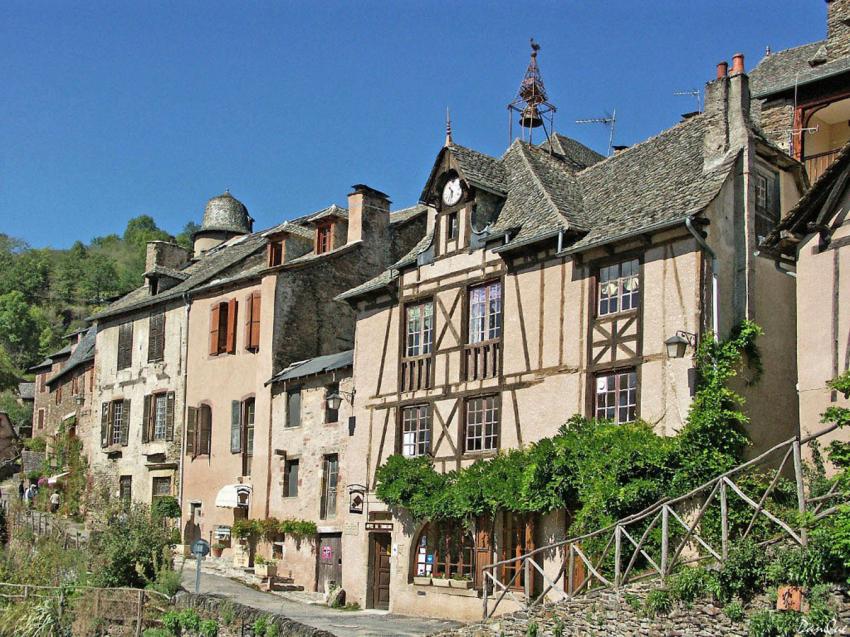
<box><xmin>539</xmin><ymin>133</ymin><xmax>605</xmax><ymax>170</ymax></box>
<box><xmin>267</xmin><ymin>349</ymin><xmax>353</xmax><ymax>384</ymax></box>
<box><xmin>305</xmin><ymin>204</ymin><xmax>349</xmax><ymax>223</ymax></box>
<box><xmin>17</xmin><ymin>382</ymin><xmax>34</xmax><ymax>401</ymax></box>
<box><xmin>47</xmin><ymin>326</ymin><xmax>97</xmax><ymax>387</ymax></box>
<box><xmin>750</xmin><ymin>41</ymin><xmax>850</xmax><ymax>98</ymax></box>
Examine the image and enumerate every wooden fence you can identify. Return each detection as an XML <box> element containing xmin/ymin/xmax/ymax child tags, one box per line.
<box><xmin>2</xmin><ymin>503</ymin><xmax>88</xmax><ymax>550</ymax></box>
<box><xmin>482</xmin><ymin>424</ymin><xmax>850</xmax><ymax>618</ymax></box>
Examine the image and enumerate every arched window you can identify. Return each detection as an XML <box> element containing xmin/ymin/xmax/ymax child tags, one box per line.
<box><xmin>413</xmin><ymin>522</ymin><xmax>476</xmax><ymax>580</ymax></box>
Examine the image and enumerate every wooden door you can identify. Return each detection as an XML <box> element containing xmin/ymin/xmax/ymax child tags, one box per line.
<box><xmin>369</xmin><ymin>533</ymin><xmax>391</xmax><ymax>610</ymax></box>
<box><xmin>316</xmin><ymin>534</ymin><xmax>343</xmax><ymax>593</ymax></box>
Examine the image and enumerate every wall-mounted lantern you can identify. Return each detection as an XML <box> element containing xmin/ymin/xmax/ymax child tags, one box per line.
<box><xmin>326</xmin><ymin>388</ymin><xmax>356</xmax><ymax>412</ymax></box>
<box><xmin>665</xmin><ymin>330</ymin><xmax>697</xmax><ymax>359</ymax></box>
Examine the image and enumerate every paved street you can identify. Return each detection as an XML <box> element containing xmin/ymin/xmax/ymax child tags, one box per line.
<box><xmin>180</xmin><ymin>566</ymin><xmax>461</xmax><ymax>637</ymax></box>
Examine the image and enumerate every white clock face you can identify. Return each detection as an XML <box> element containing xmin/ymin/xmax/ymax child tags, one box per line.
<box><xmin>442</xmin><ymin>177</ymin><xmax>463</xmax><ymax>206</ymax></box>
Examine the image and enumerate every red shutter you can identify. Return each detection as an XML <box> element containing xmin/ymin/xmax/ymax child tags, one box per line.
<box><xmin>226</xmin><ymin>298</ymin><xmax>238</xmax><ymax>353</ymax></box>
<box><xmin>250</xmin><ymin>292</ymin><xmax>261</xmax><ymax>350</ymax></box>
<box><xmin>209</xmin><ymin>304</ymin><xmax>221</xmax><ymax>355</ymax></box>
<box><xmin>244</xmin><ymin>293</ymin><xmax>253</xmax><ymax>348</ymax></box>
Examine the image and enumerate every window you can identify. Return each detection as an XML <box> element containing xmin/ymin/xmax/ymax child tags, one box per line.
<box><xmin>405</xmin><ymin>302</ymin><xmax>433</xmax><ymax>357</ymax></box>
<box><xmin>119</xmin><ymin>475</ymin><xmax>132</xmax><ymax>508</ymax></box>
<box><xmin>414</xmin><ymin>522</ymin><xmax>475</xmax><ymax>580</ymax></box>
<box><xmin>117</xmin><ymin>322</ymin><xmax>133</xmax><ymax>370</ymax></box>
<box><xmin>594</xmin><ymin>369</ymin><xmax>637</xmax><ymax>424</ymax></box>
<box><xmin>185</xmin><ymin>404</ymin><xmax>212</xmax><ymax>457</ymax></box>
<box><xmin>152</xmin><ymin>476</ymin><xmax>171</xmax><ymax>501</ymax></box>
<box><xmin>754</xmin><ymin>169</ymin><xmax>780</xmax><ymax>240</ymax></box>
<box><xmin>286</xmin><ymin>389</ymin><xmax>301</xmax><ymax>428</ymax></box>
<box><xmin>244</xmin><ymin>398</ymin><xmax>255</xmax><ymax>476</ymax></box>
<box><xmin>316</xmin><ymin>223</ymin><xmax>333</xmax><ymax>254</ymax></box>
<box><xmin>101</xmin><ymin>399</ymin><xmax>130</xmax><ymax>448</ymax></box>
<box><xmin>320</xmin><ymin>454</ymin><xmax>339</xmax><ymax>519</ymax></box>
<box><xmin>244</xmin><ymin>292</ymin><xmax>261</xmax><ymax>351</ymax></box>
<box><xmin>143</xmin><ymin>392</ymin><xmax>174</xmax><ymax>443</ymax></box>
<box><xmin>37</xmin><ymin>409</ymin><xmax>44</xmax><ymax>430</ymax></box>
<box><xmin>325</xmin><ymin>383</ymin><xmax>339</xmax><ymax>423</ymax></box>
<box><xmin>597</xmin><ymin>259</ymin><xmax>640</xmax><ymax>316</ymax></box>
<box><xmin>401</xmin><ymin>405</ymin><xmax>430</xmax><ymax>457</ymax></box>
<box><xmin>209</xmin><ymin>299</ymin><xmax>237</xmax><ymax>355</ymax></box>
<box><xmin>447</xmin><ymin>212</ymin><xmax>459</xmax><ymax>241</ymax></box>
<box><xmin>54</xmin><ymin>384</ymin><xmax>62</xmax><ymax>404</ymax></box>
<box><xmin>465</xmin><ymin>396</ymin><xmax>499</xmax><ymax>453</ymax></box>
<box><xmin>148</xmin><ymin>311</ymin><xmax>165</xmax><ymax>362</ymax></box>
<box><xmin>283</xmin><ymin>459</ymin><xmax>299</xmax><ymax>498</ymax></box>
<box><xmin>468</xmin><ymin>282</ymin><xmax>502</xmax><ymax>344</ymax></box>
<box><xmin>268</xmin><ymin>240</ymin><xmax>284</xmax><ymax>267</ymax></box>
<box><xmin>501</xmin><ymin>513</ymin><xmax>535</xmax><ymax>590</ymax></box>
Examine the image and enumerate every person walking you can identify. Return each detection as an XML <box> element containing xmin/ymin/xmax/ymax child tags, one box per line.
<box><xmin>49</xmin><ymin>491</ymin><xmax>60</xmax><ymax>514</ymax></box>
<box><xmin>18</xmin><ymin>480</ymin><xmax>24</xmax><ymax>500</ymax></box>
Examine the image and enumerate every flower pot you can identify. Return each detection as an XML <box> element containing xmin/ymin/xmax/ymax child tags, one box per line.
<box><xmin>449</xmin><ymin>579</ymin><xmax>472</xmax><ymax>589</ymax></box>
<box><xmin>413</xmin><ymin>576</ymin><xmax>431</xmax><ymax>586</ymax></box>
<box><xmin>212</xmin><ymin>547</ymin><xmax>224</xmax><ymax>558</ymax></box>
<box><xmin>255</xmin><ymin>563</ymin><xmax>277</xmax><ymax>578</ymax></box>
<box><xmin>432</xmin><ymin>578</ymin><xmax>451</xmax><ymax>588</ymax></box>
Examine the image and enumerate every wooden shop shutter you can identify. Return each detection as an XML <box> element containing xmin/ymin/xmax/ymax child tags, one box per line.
<box><xmin>209</xmin><ymin>304</ymin><xmax>221</xmax><ymax>355</ymax></box>
<box><xmin>165</xmin><ymin>391</ymin><xmax>175</xmax><ymax>441</ymax></box>
<box><xmin>148</xmin><ymin>311</ymin><xmax>165</xmax><ymax>362</ymax></box>
<box><xmin>120</xmin><ymin>399</ymin><xmax>131</xmax><ymax>446</ymax></box>
<box><xmin>100</xmin><ymin>402</ymin><xmax>110</xmax><ymax>448</ymax></box>
<box><xmin>142</xmin><ymin>394</ymin><xmax>152</xmax><ymax>443</ymax></box>
<box><xmin>226</xmin><ymin>298</ymin><xmax>238</xmax><ymax>354</ymax></box>
<box><xmin>186</xmin><ymin>406</ymin><xmax>197</xmax><ymax>457</ymax></box>
<box><xmin>230</xmin><ymin>400</ymin><xmax>241</xmax><ymax>453</ymax></box>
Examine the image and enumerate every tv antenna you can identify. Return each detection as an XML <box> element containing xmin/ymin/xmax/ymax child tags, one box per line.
<box><xmin>575</xmin><ymin>109</ymin><xmax>616</xmax><ymax>156</ymax></box>
<box><xmin>674</xmin><ymin>89</ymin><xmax>701</xmax><ymax>113</ymax></box>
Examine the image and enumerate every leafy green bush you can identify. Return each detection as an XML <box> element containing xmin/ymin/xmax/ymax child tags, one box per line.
<box><xmin>526</xmin><ymin>621</ymin><xmax>538</xmax><ymax>637</ymax></box>
<box><xmin>265</xmin><ymin>623</ymin><xmax>280</xmax><ymax>637</ymax></box>
<box><xmin>278</xmin><ymin>519</ymin><xmax>317</xmax><ymax>538</ymax></box>
<box><xmin>146</xmin><ymin>566</ymin><xmax>182</xmax><ymax>597</ymax></box>
<box><xmin>668</xmin><ymin>567</ymin><xmax>716</xmax><ymax>604</ymax></box>
<box><xmin>717</xmin><ymin>540</ymin><xmax>768</xmax><ymax>602</ymax></box>
<box><xmin>23</xmin><ymin>437</ymin><xmax>46</xmax><ymax>452</ymax></box>
<box><xmin>151</xmin><ymin>496</ymin><xmax>181</xmax><ymax>519</ymax></box>
<box><xmin>766</xmin><ymin>543</ymin><xmax>828</xmax><ymax>588</ymax></box>
<box><xmin>199</xmin><ymin>619</ymin><xmax>219</xmax><ymax>637</ymax></box>
<box><xmin>161</xmin><ymin>610</ymin><xmax>181</xmax><ymax>635</ymax></box>
<box><xmin>232</xmin><ymin>519</ymin><xmax>263</xmax><ymax>542</ymax></box>
<box><xmin>747</xmin><ymin>609</ymin><xmax>802</xmax><ymax>637</ymax></box>
<box><xmin>723</xmin><ymin>600</ymin><xmax>744</xmax><ymax>622</ymax></box>
<box><xmin>143</xmin><ymin>630</ymin><xmax>171</xmax><ymax>637</ymax></box>
<box><xmin>642</xmin><ymin>589</ymin><xmax>672</xmax><ymax>617</ymax></box>
<box><xmin>252</xmin><ymin>616</ymin><xmax>269</xmax><ymax>636</ymax></box>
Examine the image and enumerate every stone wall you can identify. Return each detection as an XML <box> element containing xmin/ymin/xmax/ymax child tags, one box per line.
<box><xmin>436</xmin><ymin>584</ymin><xmax>850</xmax><ymax>637</ymax></box>
<box><xmin>175</xmin><ymin>591</ymin><xmax>334</xmax><ymax>637</ymax></box>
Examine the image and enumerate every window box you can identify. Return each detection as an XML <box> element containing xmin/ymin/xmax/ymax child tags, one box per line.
<box><xmin>413</xmin><ymin>576</ymin><xmax>432</xmax><ymax>586</ymax></box>
<box><xmin>432</xmin><ymin>576</ymin><xmax>451</xmax><ymax>588</ymax></box>
<box><xmin>254</xmin><ymin>561</ymin><xmax>277</xmax><ymax>578</ymax></box>
<box><xmin>449</xmin><ymin>578</ymin><xmax>473</xmax><ymax>589</ymax></box>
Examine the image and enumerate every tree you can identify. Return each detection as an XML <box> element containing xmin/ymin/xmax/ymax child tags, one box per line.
<box><xmin>0</xmin><ymin>291</ymin><xmax>47</xmax><ymax>369</ymax></box>
<box><xmin>176</xmin><ymin>222</ymin><xmax>200</xmax><ymax>249</ymax></box>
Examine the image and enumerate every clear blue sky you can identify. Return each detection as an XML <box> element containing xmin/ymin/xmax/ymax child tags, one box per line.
<box><xmin>1</xmin><ymin>1</ymin><xmax>826</xmax><ymax>249</ymax></box>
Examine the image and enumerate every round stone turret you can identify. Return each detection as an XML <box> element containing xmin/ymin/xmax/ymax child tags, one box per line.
<box><xmin>193</xmin><ymin>191</ymin><xmax>254</xmax><ymax>257</ymax></box>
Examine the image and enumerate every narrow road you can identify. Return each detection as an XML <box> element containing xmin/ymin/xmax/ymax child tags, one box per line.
<box><xmin>180</xmin><ymin>567</ymin><xmax>461</xmax><ymax>637</ymax></box>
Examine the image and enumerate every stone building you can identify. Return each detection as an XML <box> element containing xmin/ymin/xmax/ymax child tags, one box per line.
<box><xmin>750</xmin><ymin>0</ymin><xmax>850</xmax><ymax>183</ymax></box>
<box><xmin>28</xmin><ymin>327</ymin><xmax>96</xmax><ymax>448</ymax></box>
<box><xmin>761</xmin><ymin>142</ymin><xmax>850</xmax><ymax>461</ymax></box>
<box><xmin>265</xmin><ymin>350</ymin><xmax>354</xmax><ymax>593</ymax></box>
<box><xmin>179</xmin><ymin>187</ymin><xmax>426</xmax><ymax>559</ymax></box>
<box><xmin>335</xmin><ymin>49</ymin><xmax>805</xmax><ymax>620</ymax></box>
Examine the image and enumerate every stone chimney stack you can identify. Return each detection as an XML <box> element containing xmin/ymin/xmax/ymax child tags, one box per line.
<box><xmin>703</xmin><ymin>54</ymin><xmax>751</xmax><ymax>169</ymax></box>
<box><xmin>145</xmin><ymin>241</ymin><xmax>191</xmax><ymax>272</ymax></box>
<box><xmin>827</xmin><ymin>0</ymin><xmax>850</xmax><ymax>61</ymax></box>
<box><xmin>346</xmin><ymin>184</ymin><xmax>390</xmax><ymax>246</ymax></box>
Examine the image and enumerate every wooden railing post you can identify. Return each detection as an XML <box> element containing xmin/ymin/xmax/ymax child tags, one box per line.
<box><xmin>523</xmin><ymin>557</ymin><xmax>532</xmax><ymax>604</ymax></box>
<box><xmin>613</xmin><ymin>526</ymin><xmax>622</xmax><ymax>589</ymax></box>
<box><xmin>720</xmin><ymin>479</ymin><xmax>729</xmax><ymax>560</ymax></box>
<box><xmin>793</xmin><ymin>439</ymin><xmax>808</xmax><ymax>547</ymax></box>
<box><xmin>482</xmin><ymin>570</ymin><xmax>489</xmax><ymax>618</ymax></box>
<box><xmin>567</xmin><ymin>544</ymin><xmax>575</xmax><ymax>596</ymax></box>
<box><xmin>135</xmin><ymin>589</ymin><xmax>144</xmax><ymax>637</ymax></box>
<box><xmin>660</xmin><ymin>506</ymin><xmax>669</xmax><ymax>578</ymax></box>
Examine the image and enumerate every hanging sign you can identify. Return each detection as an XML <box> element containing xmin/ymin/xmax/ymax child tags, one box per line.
<box><xmin>365</xmin><ymin>521</ymin><xmax>393</xmax><ymax>531</ymax></box>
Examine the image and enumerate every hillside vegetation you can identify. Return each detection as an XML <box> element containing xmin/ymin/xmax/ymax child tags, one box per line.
<box><xmin>0</xmin><ymin>216</ymin><xmax>197</xmax><ymax>425</ymax></box>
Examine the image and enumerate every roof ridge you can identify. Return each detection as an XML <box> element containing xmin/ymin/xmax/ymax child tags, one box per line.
<box><xmin>511</xmin><ymin>142</ymin><xmax>564</xmax><ymax>229</ymax></box>
<box><xmin>756</xmin><ymin>39</ymin><xmax>826</xmax><ymax>63</ymax></box>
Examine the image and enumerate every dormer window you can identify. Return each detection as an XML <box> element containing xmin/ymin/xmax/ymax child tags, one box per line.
<box><xmin>268</xmin><ymin>240</ymin><xmax>284</xmax><ymax>267</ymax></box>
<box><xmin>316</xmin><ymin>223</ymin><xmax>333</xmax><ymax>254</ymax></box>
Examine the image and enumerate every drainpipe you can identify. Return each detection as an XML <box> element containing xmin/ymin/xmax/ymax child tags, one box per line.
<box><xmin>773</xmin><ymin>258</ymin><xmax>796</xmax><ymax>278</ymax></box>
<box><xmin>685</xmin><ymin>217</ymin><xmax>719</xmax><ymax>340</ymax></box>
<box><xmin>557</xmin><ymin>229</ymin><xmax>564</xmax><ymax>253</ymax></box>
<box><xmin>178</xmin><ymin>291</ymin><xmax>191</xmax><ymax>530</ymax></box>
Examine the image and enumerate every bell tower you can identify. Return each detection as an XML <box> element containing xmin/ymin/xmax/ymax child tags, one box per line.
<box><xmin>507</xmin><ymin>39</ymin><xmax>556</xmax><ymax>144</ymax></box>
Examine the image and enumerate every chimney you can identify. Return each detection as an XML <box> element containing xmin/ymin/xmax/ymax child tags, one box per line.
<box><xmin>703</xmin><ymin>54</ymin><xmax>751</xmax><ymax>169</ymax></box>
<box><xmin>145</xmin><ymin>241</ymin><xmax>191</xmax><ymax>272</ymax></box>
<box><xmin>827</xmin><ymin>0</ymin><xmax>850</xmax><ymax>61</ymax></box>
<box><xmin>716</xmin><ymin>61</ymin><xmax>728</xmax><ymax>79</ymax></box>
<box><xmin>347</xmin><ymin>184</ymin><xmax>390</xmax><ymax>245</ymax></box>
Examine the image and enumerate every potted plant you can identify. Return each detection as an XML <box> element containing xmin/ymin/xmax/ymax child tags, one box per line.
<box><xmin>413</xmin><ymin>573</ymin><xmax>431</xmax><ymax>586</ymax></box>
<box><xmin>212</xmin><ymin>542</ymin><xmax>225</xmax><ymax>558</ymax></box>
<box><xmin>431</xmin><ymin>573</ymin><xmax>451</xmax><ymax>588</ymax></box>
<box><xmin>450</xmin><ymin>573</ymin><xmax>473</xmax><ymax>589</ymax></box>
<box><xmin>254</xmin><ymin>555</ymin><xmax>277</xmax><ymax>578</ymax></box>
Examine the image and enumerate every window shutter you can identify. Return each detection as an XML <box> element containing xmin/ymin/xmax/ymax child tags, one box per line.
<box><xmin>230</xmin><ymin>400</ymin><xmax>242</xmax><ymax>453</ymax></box>
<box><xmin>209</xmin><ymin>305</ymin><xmax>221</xmax><ymax>355</ymax></box>
<box><xmin>117</xmin><ymin>322</ymin><xmax>133</xmax><ymax>370</ymax></box>
<box><xmin>199</xmin><ymin>406</ymin><xmax>212</xmax><ymax>455</ymax></box>
<box><xmin>120</xmin><ymin>399</ymin><xmax>131</xmax><ymax>446</ymax></box>
<box><xmin>100</xmin><ymin>402</ymin><xmax>109</xmax><ymax>448</ymax></box>
<box><xmin>244</xmin><ymin>293</ymin><xmax>253</xmax><ymax>348</ymax></box>
<box><xmin>250</xmin><ymin>293</ymin><xmax>261</xmax><ymax>350</ymax></box>
<box><xmin>226</xmin><ymin>298</ymin><xmax>238</xmax><ymax>353</ymax></box>
<box><xmin>148</xmin><ymin>312</ymin><xmax>165</xmax><ymax>362</ymax></box>
<box><xmin>142</xmin><ymin>395</ymin><xmax>151</xmax><ymax>443</ymax></box>
<box><xmin>186</xmin><ymin>406</ymin><xmax>197</xmax><ymax>456</ymax></box>
<box><xmin>165</xmin><ymin>391</ymin><xmax>175</xmax><ymax>441</ymax></box>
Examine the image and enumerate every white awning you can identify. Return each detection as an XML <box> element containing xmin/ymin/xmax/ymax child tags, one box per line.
<box><xmin>47</xmin><ymin>472</ymin><xmax>70</xmax><ymax>485</ymax></box>
<box><xmin>214</xmin><ymin>484</ymin><xmax>251</xmax><ymax>508</ymax></box>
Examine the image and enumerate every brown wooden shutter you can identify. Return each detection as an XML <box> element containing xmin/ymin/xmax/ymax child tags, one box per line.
<box><xmin>199</xmin><ymin>405</ymin><xmax>212</xmax><ymax>455</ymax></box>
<box><xmin>250</xmin><ymin>292</ymin><xmax>261</xmax><ymax>350</ymax></box>
<box><xmin>165</xmin><ymin>391</ymin><xmax>175</xmax><ymax>441</ymax></box>
<box><xmin>120</xmin><ymin>399</ymin><xmax>131</xmax><ymax>446</ymax></box>
<box><xmin>117</xmin><ymin>322</ymin><xmax>133</xmax><ymax>370</ymax></box>
<box><xmin>100</xmin><ymin>402</ymin><xmax>110</xmax><ymax>448</ymax></box>
<box><xmin>209</xmin><ymin>304</ymin><xmax>221</xmax><ymax>355</ymax></box>
<box><xmin>186</xmin><ymin>406</ymin><xmax>197</xmax><ymax>456</ymax></box>
<box><xmin>230</xmin><ymin>400</ymin><xmax>242</xmax><ymax>453</ymax></box>
<box><xmin>226</xmin><ymin>298</ymin><xmax>238</xmax><ymax>353</ymax></box>
<box><xmin>148</xmin><ymin>312</ymin><xmax>165</xmax><ymax>362</ymax></box>
<box><xmin>244</xmin><ymin>293</ymin><xmax>253</xmax><ymax>348</ymax></box>
<box><xmin>142</xmin><ymin>394</ymin><xmax>151</xmax><ymax>443</ymax></box>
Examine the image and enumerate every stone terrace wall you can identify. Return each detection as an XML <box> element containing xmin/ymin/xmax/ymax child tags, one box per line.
<box><xmin>175</xmin><ymin>592</ymin><xmax>334</xmax><ymax>637</ymax></box>
<box><xmin>437</xmin><ymin>584</ymin><xmax>850</xmax><ymax>637</ymax></box>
